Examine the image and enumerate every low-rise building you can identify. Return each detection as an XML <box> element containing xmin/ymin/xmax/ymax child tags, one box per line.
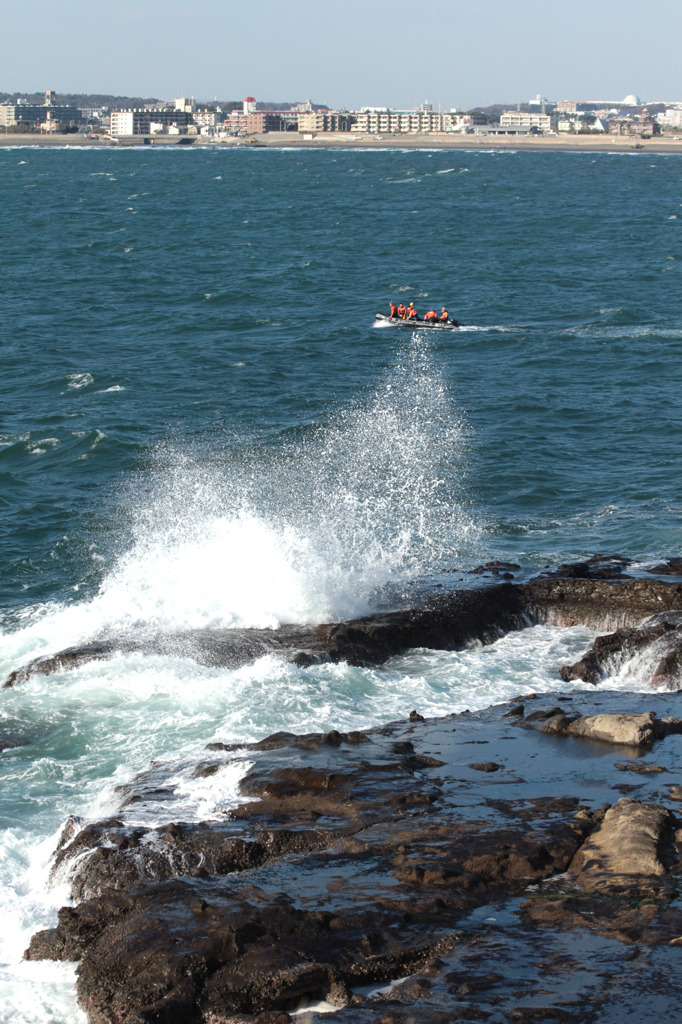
<box><xmin>609</xmin><ymin>118</ymin><xmax>661</xmax><ymax>137</ymax></box>
<box><xmin>500</xmin><ymin>111</ymin><xmax>551</xmax><ymax>131</ymax></box>
<box><xmin>556</xmin><ymin>101</ymin><xmax>596</xmax><ymax>114</ymax></box>
<box><xmin>247</xmin><ymin>111</ymin><xmax>287</xmax><ymax>132</ymax></box>
<box><xmin>297</xmin><ymin>110</ymin><xmax>354</xmax><ymax>132</ymax></box>
<box><xmin>78</xmin><ymin>107</ymin><xmax>107</xmax><ymax>122</ymax></box>
<box><xmin>464</xmin><ymin>124</ymin><xmax>535</xmax><ymax>137</ymax></box>
<box><xmin>193</xmin><ymin>109</ymin><xmax>217</xmax><ymax>129</ymax></box>
<box><xmin>0</xmin><ymin>100</ymin><xmax>80</xmax><ymax>128</ymax></box>
<box><xmin>109</xmin><ymin>108</ymin><xmax>194</xmax><ymax>135</ymax></box>
<box><xmin>222</xmin><ymin>109</ymin><xmax>249</xmax><ymax>133</ymax></box>
<box><xmin>657</xmin><ymin>107</ymin><xmax>682</xmax><ymax>128</ymax></box>
<box><xmin>557</xmin><ymin>116</ymin><xmax>609</xmax><ymax>133</ymax></box>
<box><xmin>350</xmin><ymin>109</ymin><xmax>473</xmax><ymax>134</ymax></box>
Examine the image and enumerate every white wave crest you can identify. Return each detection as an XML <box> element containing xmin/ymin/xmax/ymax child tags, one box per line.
<box><xmin>65</xmin><ymin>373</ymin><xmax>93</xmax><ymax>390</ymax></box>
<box><xmin>0</xmin><ymin>337</ymin><xmax>480</xmax><ymax>657</ymax></box>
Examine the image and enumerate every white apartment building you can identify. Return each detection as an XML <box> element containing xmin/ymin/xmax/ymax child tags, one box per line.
<box><xmin>351</xmin><ymin>109</ymin><xmax>471</xmax><ymax>133</ymax></box>
<box><xmin>193</xmin><ymin>109</ymin><xmax>217</xmax><ymax>129</ymax></box>
<box><xmin>657</xmin><ymin>107</ymin><xmax>682</xmax><ymax>128</ymax></box>
<box><xmin>110</xmin><ymin>108</ymin><xmax>194</xmax><ymax>135</ymax></box>
<box><xmin>499</xmin><ymin>111</ymin><xmax>551</xmax><ymax>131</ymax></box>
<box><xmin>110</xmin><ymin>110</ymin><xmax>147</xmax><ymax>135</ymax></box>
<box><xmin>175</xmin><ymin>95</ymin><xmax>195</xmax><ymax>113</ymax></box>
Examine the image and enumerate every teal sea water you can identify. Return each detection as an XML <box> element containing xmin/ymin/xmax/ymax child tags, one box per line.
<box><xmin>0</xmin><ymin>146</ymin><xmax>681</xmax><ymax>1021</ymax></box>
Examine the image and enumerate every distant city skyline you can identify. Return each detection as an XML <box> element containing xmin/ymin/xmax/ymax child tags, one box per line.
<box><xmin>1</xmin><ymin>90</ymin><xmax>673</xmax><ymax>111</ymax></box>
<box><xmin>6</xmin><ymin>0</ymin><xmax>682</xmax><ymax>111</ymax></box>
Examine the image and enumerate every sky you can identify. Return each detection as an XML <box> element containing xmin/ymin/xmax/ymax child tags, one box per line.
<box><xmin>3</xmin><ymin>0</ymin><xmax>681</xmax><ymax>109</ymax></box>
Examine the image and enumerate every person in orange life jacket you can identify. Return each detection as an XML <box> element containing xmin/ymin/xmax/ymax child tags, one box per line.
<box><xmin>423</xmin><ymin>309</ymin><xmax>438</xmax><ymax>321</ymax></box>
<box><xmin>397</xmin><ymin>302</ymin><xmax>407</xmax><ymax>319</ymax></box>
<box><xmin>406</xmin><ymin>302</ymin><xmax>418</xmax><ymax>320</ymax></box>
<box><xmin>439</xmin><ymin>307</ymin><xmax>449</xmax><ymax>321</ymax></box>
<box><xmin>389</xmin><ymin>302</ymin><xmax>399</xmax><ymax>318</ymax></box>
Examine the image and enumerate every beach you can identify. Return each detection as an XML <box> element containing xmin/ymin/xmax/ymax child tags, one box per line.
<box><xmin>2</xmin><ymin>130</ymin><xmax>682</xmax><ymax>152</ymax></box>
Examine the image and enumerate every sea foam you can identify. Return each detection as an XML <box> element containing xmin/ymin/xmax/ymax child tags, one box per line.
<box><xmin>1</xmin><ymin>337</ymin><xmax>479</xmax><ymax>665</ymax></box>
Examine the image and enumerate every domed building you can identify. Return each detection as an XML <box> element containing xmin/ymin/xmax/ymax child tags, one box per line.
<box><xmin>622</xmin><ymin>93</ymin><xmax>641</xmax><ymax>106</ymax></box>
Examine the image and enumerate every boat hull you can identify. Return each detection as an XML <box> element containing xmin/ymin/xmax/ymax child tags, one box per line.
<box><xmin>374</xmin><ymin>313</ymin><xmax>460</xmax><ymax>330</ymax></box>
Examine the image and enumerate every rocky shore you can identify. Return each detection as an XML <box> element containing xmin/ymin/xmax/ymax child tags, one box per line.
<box><xmin>18</xmin><ymin>558</ymin><xmax>682</xmax><ymax>1022</ymax></box>
<box><xmin>7</xmin><ymin>556</ymin><xmax>682</xmax><ymax>689</ymax></box>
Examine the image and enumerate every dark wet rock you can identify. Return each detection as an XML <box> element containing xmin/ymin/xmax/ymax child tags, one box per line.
<box><xmin>50</xmin><ymin>816</ymin><xmax>340</xmax><ymax>903</ymax></box>
<box><xmin>523</xmin><ymin>886</ymin><xmax>682</xmax><ymax>958</ymax></box>
<box><xmin>469</xmin><ymin>762</ymin><xmax>502</xmax><ymax>772</ymax></box>
<box><xmin>3</xmin><ymin>640</ymin><xmax>123</xmax><ymax>688</ymax></box>
<box><xmin>559</xmin><ymin>613</ymin><xmax>682</xmax><ymax>687</ymax></box>
<box><xmin>29</xmin><ymin>814</ymin><xmax>594</xmax><ymax>1021</ymax></box>
<box><xmin>524</xmin><ymin>707</ymin><xmax>566</xmax><ymax>723</ymax></box>
<box><xmin>645</xmin><ymin>558</ymin><xmax>682</xmax><ymax>576</ymax></box>
<box><xmin>668</xmin><ymin>786</ymin><xmax>682</xmax><ymax>801</ymax></box>
<box><xmin>542</xmin><ymin>554</ymin><xmax>631</xmax><ymax>580</ymax></box>
<box><xmin>470</xmin><ymin>561</ymin><xmax>522</xmax><ymax>575</ymax></box>
<box><xmin>0</xmin><ymin>736</ymin><xmax>24</xmax><ymax>751</ymax></box>
<box><xmin>615</xmin><ymin>762</ymin><xmax>666</xmax><ymax>774</ymax></box>
<box><xmin>4</xmin><ymin>586</ymin><xmax>529</xmax><ymax>687</ymax></box>
<box><xmin>652</xmin><ymin>645</ymin><xmax>682</xmax><ymax>688</ymax></box>
<box><xmin>520</xmin><ymin>576</ymin><xmax>682</xmax><ymax>630</ymax></box>
<box><xmin>7</xmin><ymin>564</ymin><xmax>682</xmax><ymax>687</ymax></box>
<box><xmin>24</xmin><ymin>691</ymin><xmax>682</xmax><ymax>1022</ymax></box>
<box><xmin>559</xmin><ymin>626</ymin><xmax>664</xmax><ymax>684</ymax></box>
<box><xmin>29</xmin><ymin>698</ymin><xmax>626</xmax><ymax>1022</ymax></box>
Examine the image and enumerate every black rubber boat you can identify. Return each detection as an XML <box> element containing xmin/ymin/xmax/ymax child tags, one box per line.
<box><xmin>374</xmin><ymin>313</ymin><xmax>460</xmax><ymax>330</ymax></box>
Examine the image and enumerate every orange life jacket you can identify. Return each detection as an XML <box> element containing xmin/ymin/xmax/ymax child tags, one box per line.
<box><xmin>439</xmin><ymin>310</ymin><xmax>448</xmax><ymax>321</ymax></box>
<box><xmin>390</xmin><ymin>304</ymin><xmax>398</xmax><ymax>317</ymax></box>
<box><xmin>397</xmin><ymin>304</ymin><xmax>407</xmax><ymax>318</ymax></box>
<box><xmin>407</xmin><ymin>307</ymin><xmax>418</xmax><ymax>319</ymax></box>
<box><xmin>424</xmin><ymin>310</ymin><xmax>437</xmax><ymax>320</ymax></box>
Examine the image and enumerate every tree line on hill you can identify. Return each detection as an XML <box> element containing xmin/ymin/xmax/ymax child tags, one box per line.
<box><xmin>0</xmin><ymin>93</ymin><xmax>332</xmax><ymax>112</ymax></box>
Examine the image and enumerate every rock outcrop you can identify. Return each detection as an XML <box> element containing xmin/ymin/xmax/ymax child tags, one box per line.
<box><xmin>25</xmin><ymin>691</ymin><xmax>682</xmax><ymax>1023</ymax></box>
<box><xmin>568</xmin><ymin>798</ymin><xmax>675</xmax><ymax>887</ymax></box>
<box><xmin>6</xmin><ymin>558</ymin><xmax>682</xmax><ymax>689</ymax></box>
<box><xmin>559</xmin><ymin>611</ymin><xmax>682</xmax><ymax>687</ymax></box>
<box><xmin>12</xmin><ymin>559</ymin><xmax>682</xmax><ymax>1021</ymax></box>
<box><xmin>520</xmin><ymin>709</ymin><xmax>682</xmax><ymax>748</ymax></box>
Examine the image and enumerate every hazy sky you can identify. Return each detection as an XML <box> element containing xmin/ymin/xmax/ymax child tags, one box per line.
<box><xmin>4</xmin><ymin>0</ymin><xmax>681</xmax><ymax>109</ymax></box>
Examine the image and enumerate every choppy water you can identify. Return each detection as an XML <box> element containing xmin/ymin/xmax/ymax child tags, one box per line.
<box><xmin>1</xmin><ymin>145</ymin><xmax>681</xmax><ymax>1022</ymax></box>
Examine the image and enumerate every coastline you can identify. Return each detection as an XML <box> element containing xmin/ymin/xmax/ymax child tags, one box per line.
<box><xmin>5</xmin><ymin>132</ymin><xmax>682</xmax><ymax>1024</ymax></box>
<box><xmin>2</xmin><ymin>131</ymin><xmax>682</xmax><ymax>153</ymax></box>
<box><xmin>23</xmin><ymin>559</ymin><xmax>682</xmax><ymax>1022</ymax></box>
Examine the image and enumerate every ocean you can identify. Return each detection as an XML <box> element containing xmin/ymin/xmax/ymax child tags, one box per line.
<box><xmin>0</xmin><ymin>144</ymin><xmax>681</xmax><ymax>1022</ymax></box>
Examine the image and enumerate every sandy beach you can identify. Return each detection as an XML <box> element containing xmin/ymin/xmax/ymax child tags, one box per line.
<box><xmin>1</xmin><ymin>131</ymin><xmax>682</xmax><ymax>153</ymax></box>
<box><xmin>244</xmin><ymin>131</ymin><xmax>682</xmax><ymax>153</ymax></box>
